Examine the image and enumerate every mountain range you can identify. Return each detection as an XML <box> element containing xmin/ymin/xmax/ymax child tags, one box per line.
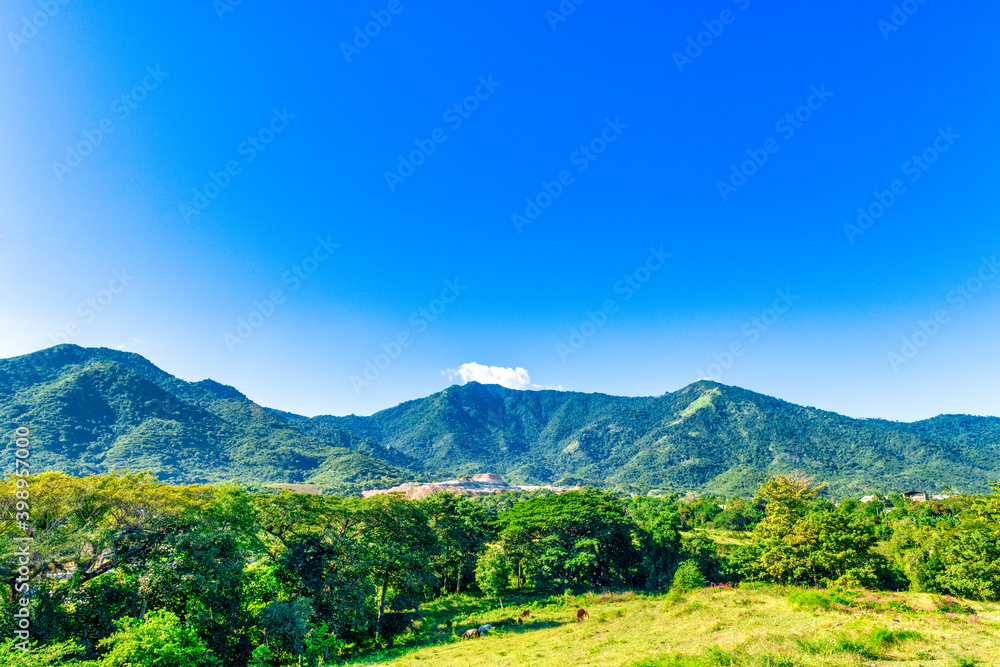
<box><xmin>2</xmin><ymin>345</ymin><xmax>998</xmax><ymax>497</ymax></box>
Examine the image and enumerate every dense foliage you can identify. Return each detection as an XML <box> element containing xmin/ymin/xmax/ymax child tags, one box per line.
<box><xmin>4</xmin><ymin>345</ymin><xmax>1000</xmax><ymax>497</ymax></box>
<box><xmin>2</xmin><ymin>473</ymin><xmax>999</xmax><ymax>666</ymax></box>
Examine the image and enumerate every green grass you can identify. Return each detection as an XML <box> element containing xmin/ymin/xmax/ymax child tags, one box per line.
<box><xmin>340</xmin><ymin>586</ymin><xmax>998</xmax><ymax>667</ymax></box>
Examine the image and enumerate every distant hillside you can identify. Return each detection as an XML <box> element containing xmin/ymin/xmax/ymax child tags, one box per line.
<box><xmin>317</xmin><ymin>381</ymin><xmax>1000</xmax><ymax>497</ymax></box>
<box><xmin>2</xmin><ymin>345</ymin><xmax>999</xmax><ymax>496</ymax></box>
<box><xmin>0</xmin><ymin>345</ymin><xmax>412</xmax><ymax>494</ymax></box>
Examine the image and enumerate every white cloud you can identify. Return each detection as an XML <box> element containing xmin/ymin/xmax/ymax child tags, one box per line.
<box><xmin>442</xmin><ymin>362</ymin><xmax>560</xmax><ymax>391</ymax></box>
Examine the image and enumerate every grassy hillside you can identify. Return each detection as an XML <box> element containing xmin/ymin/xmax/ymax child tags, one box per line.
<box><xmin>345</xmin><ymin>586</ymin><xmax>1000</xmax><ymax>667</ymax></box>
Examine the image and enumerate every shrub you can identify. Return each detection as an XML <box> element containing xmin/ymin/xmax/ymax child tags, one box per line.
<box><xmin>98</xmin><ymin>610</ymin><xmax>214</xmax><ymax>667</ymax></box>
<box><xmin>953</xmin><ymin>657</ymin><xmax>980</xmax><ymax>667</ymax></box>
<box><xmin>672</xmin><ymin>561</ymin><xmax>707</xmax><ymax>593</ymax></box>
<box><xmin>832</xmin><ymin>635</ymin><xmax>881</xmax><ymax>660</ymax></box>
<box><xmin>787</xmin><ymin>590</ymin><xmax>830</xmax><ymax>611</ymax></box>
<box><xmin>933</xmin><ymin>596</ymin><xmax>975</xmax><ymax>614</ymax></box>
<box><xmin>0</xmin><ymin>639</ymin><xmax>92</xmax><ymax>667</ymax></box>
<box><xmin>868</xmin><ymin>628</ymin><xmax>921</xmax><ymax>647</ymax></box>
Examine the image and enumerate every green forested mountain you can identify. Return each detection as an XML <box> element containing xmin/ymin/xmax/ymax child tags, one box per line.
<box><xmin>2</xmin><ymin>345</ymin><xmax>999</xmax><ymax>496</ymax></box>
<box><xmin>320</xmin><ymin>381</ymin><xmax>1000</xmax><ymax>496</ymax></box>
<box><xmin>0</xmin><ymin>345</ymin><xmax>412</xmax><ymax>494</ymax></box>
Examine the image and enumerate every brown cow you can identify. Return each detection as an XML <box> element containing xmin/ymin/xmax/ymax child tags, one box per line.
<box><xmin>461</xmin><ymin>628</ymin><xmax>479</xmax><ymax>640</ymax></box>
<box><xmin>518</xmin><ymin>610</ymin><xmax>530</xmax><ymax>619</ymax></box>
<box><xmin>575</xmin><ymin>608</ymin><xmax>589</xmax><ymax>623</ymax></box>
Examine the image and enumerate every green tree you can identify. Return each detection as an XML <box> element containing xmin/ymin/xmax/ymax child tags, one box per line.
<box><xmin>420</xmin><ymin>492</ymin><xmax>490</xmax><ymax>593</ymax></box>
<box><xmin>929</xmin><ymin>530</ymin><xmax>1000</xmax><ymax>600</ymax></box>
<box><xmin>362</xmin><ymin>494</ymin><xmax>438</xmax><ymax>625</ymax></box>
<box><xmin>628</xmin><ymin>496</ymin><xmax>682</xmax><ymax>589</ymax></box>
<box><xmin>258</xmin><ymin>596</ymin><xmax>313</xmax><ymax>660</ymax></box>
<box><xmin>498</xmin><ymin>489</ymin><xmax>640</xmax><ymax>592</ymax></box>
<box><xmin>738</xmin><ymin>476</ymin><xmax>890</xmax><ymax>587</ymax></box>
<box><xmin>475</xmin><ymin>542</ymin><xmax>511</xmax><ymax>607</ymax></box>
<box><xmin>275</xmin><ymin>533</ymin><xmax>375</xmax><ymax>642</ymax></box>
<box><xmin>671</xmin><ymin>560</ymin><xmax>707</xmax><ymax>592</ymax></box>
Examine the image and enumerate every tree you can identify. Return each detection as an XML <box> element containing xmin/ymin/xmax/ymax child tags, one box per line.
<box><xmin>671</xmin><ymin>560</ymin><xmax>707</xmax><ymax>592</ymax></box>
<box><xmin>475</xmin><ymin>542</ymin><xmax>510</xmax><ymax>607</ymax></box>
<box><xmin>275</xmin><ymin>533</ymin><xmax>375</xmax><ymax>641</ymax></box>
<box><xmin>925</xmin><ymin>530</ymin><xmax>1000</xmax><ymax>601</ymax></box>
<box><xmin>628</xmin><ymin>496</ymin><xmax>682</xmax><ymax>589</ymax></box>
<box><xmin>738</xmin><ymin>476</ymin><xmax>890</xmax><ymax>587</ymax></box>
<box><xmin>420</xmin><ymin>492</ymin><xmax>490</xmax><ymax>593</ymax></box>
<box><xmin>142</xmin><ymin>496</ymin><xmax>252</xmax><ymax>666</ymax></box>
<box><xmin>258</xmin><ymin>597</ymin><xmax>313</xmax><ymax>660</ymax></box>
<box><xmin>361</xmin><ymin>494</ymin><xmax>438</xmax><ymax>625</ymax></box>
<box><xmin>753</xmin><ymin>475</ymin><xmax>823</xmax><ymax>539</ymax></box>
<box><xmin>498</xmin><ymin>489</ymin><xmax>640</xmax><ymax>592</ymax></box>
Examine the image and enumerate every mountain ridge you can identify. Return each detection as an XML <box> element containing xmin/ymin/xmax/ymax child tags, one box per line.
<box><xmin>2</xmin><ymin>345</ymin><xmax>998</xmax><ymax>496</ymax></box>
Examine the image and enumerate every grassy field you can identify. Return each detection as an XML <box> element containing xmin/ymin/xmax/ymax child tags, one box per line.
<box><xmin>343</xmin><ymin>586</ymin><xmax>1000</xmax><ymax>667</ymax></box>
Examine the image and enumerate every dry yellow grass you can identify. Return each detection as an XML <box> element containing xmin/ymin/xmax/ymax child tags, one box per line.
<box><xmin>342</xmin><ymin>587</ymin><xmax>1000</xmax><ymax>667</ymax></box>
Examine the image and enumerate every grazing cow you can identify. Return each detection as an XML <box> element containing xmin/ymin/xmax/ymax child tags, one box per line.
<box><xmin>519</xmin><ymin>610</ymin><xmax>530</xmax><ymax>620</ymax></box>
<box><xmin>576</xmin><ymin>608</ymin><xmax>589</xmax><ymax>623</ymax></box>
<box><xmin>478</xmin><ymin>624</ymin><xmax>492</xmax><ymax>635</ymax></box>
<box><xmin>461</xmin><ymin>628</ymin><xmax>479</xmax><ymax>640</ymax></box>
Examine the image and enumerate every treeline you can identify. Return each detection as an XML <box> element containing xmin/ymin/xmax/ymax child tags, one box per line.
<box><xmin>1</xmin><ymin>473</ymin><xmax>999</xmax><ymax>666</ymax></box>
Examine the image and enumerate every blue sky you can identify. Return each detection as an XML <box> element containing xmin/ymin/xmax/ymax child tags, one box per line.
<box><xmin>1</xmin><ymin>0</ymin><xmax>998</xmax><ymax>421</ymax></box>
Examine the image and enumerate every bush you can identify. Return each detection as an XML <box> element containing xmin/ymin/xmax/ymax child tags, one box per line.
<box><xmin>98</xmin><ymin>610</ymin><xmax>214</xmax><ymax>667</ymax></box>
<box><xmin>787</xmin><ymin>590</ymin><xmax>830</xmax><ymax>611</ymax></box>
<box><xmin>0</xmin><ymin>639</ymin><xmax>92</xmax><ymax>667</ymax></box>
<box><xmin>933</xmin><ymin>596</ymin><xmax>975</xmax><ymax>614</ymax></box>
<box><xmin>671</xmin><ymin>561</ymin><xmax>707</xmax><ymax>593</ymax></box>
<box><xmin>868</xmin><ymin>628</ymin><xmax>921</xmax><ymax>647</ymax></box>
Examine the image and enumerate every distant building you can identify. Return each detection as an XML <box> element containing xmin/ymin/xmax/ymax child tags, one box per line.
<box><xmin>860</xmin><ymin>491</ymin><xmax>951</xmax><ymax>504</ymax></box>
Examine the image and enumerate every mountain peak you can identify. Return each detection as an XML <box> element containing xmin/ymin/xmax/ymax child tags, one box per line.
<box><xmin>192</xmin><ymin>379</ymin><xmax>247</xmax><ymax>401</ymax></box>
